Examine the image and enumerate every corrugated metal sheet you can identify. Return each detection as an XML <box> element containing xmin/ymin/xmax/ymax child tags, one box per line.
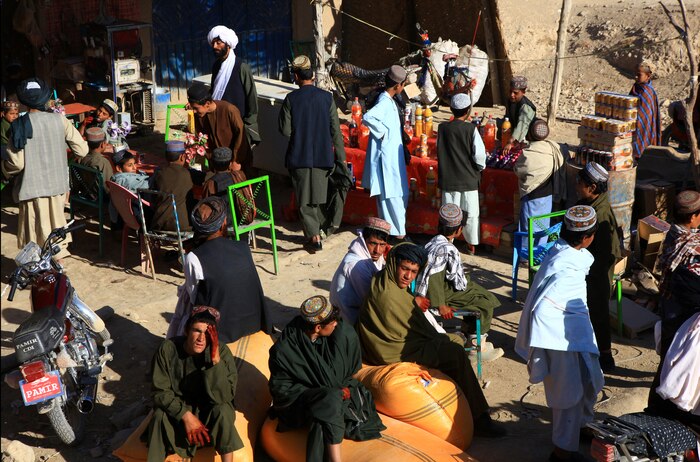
<box><xmin>153</xmin><ymin>0</ymin><xmax>290</xmax><ymax>99</ymax></box>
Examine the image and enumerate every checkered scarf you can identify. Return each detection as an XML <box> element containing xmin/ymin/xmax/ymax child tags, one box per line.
<box><xmin>415</xmin><ymin>235</ymin><xmax>467</xmax><ymax>297</ymax></box>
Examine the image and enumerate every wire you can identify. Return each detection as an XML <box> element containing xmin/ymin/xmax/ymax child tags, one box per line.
<box><xmin>321</xmin><ymin>1</ymin><xmax>683</xmax><ymax>64</ymax></box>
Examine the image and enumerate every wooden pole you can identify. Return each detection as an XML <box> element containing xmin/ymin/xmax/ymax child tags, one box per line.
<box><xmin>547</xmin><ymin>0</ymin><xmax>572</xmax><ymax>126</ymax></box>
<box><xmin>479</xmin><ymin>0</ymin><xmax>502</xmax><ymax>105</ymax></box>
<box><xmin>313</xmin><ymin>0</ymin><xmax>331</xmax><ymax>91</ymax></box>
<box><xmin>662</xmin><ymin>0</ymin><xmax>699</xmax><ymax>188</ymax></box>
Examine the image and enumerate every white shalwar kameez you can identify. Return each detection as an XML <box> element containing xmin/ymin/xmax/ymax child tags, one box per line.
<box><xmin>515</xmin><ymin>239</ymin><xmax>605</xmax><ymax>452</ymax></box>
<box><xmin>362</xmin><ymin>92</ymin><xmax>408</xmax><ymax>236</ymax></box>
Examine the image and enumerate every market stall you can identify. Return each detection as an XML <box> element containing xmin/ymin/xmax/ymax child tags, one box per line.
<box><xmin>340</xmin><ymin>124</ymin><xmax>518</xmax><ymax>244</ymax></box>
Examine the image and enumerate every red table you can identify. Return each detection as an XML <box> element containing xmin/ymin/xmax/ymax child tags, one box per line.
<box><xmin>342</xmin><ymin>144</ymin><xmax>519</xmax><ymax>244</ymax></box>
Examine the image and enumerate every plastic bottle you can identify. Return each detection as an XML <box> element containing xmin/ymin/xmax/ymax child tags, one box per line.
<box><xmin>348</xmin><ymin>119</ymin><xmax>359</xmax><ymax>148</ymax></box>
<box><xmin>426</xmin><ymin>166</ymin><xmax>437</xmax><ymax>198</ymax></box>
<box><xmin>472</xmin><ymin>112</ymin><xmax>479</xmax><ymax>125</ymax></box>
<box><xmin>501</xmin><ymin>117</ymin><xmax>512</xmax><ymax>147</ymax></box>
<box><xmin>483</xmin><ymin>114</ymin><xmax>497</xmax><ymax>154</ymax></box>
<box><xmin>415</xmin><ymin>106</ymin><xmax>423</xmax><ymax>138</ymax></box>
<box><xmin>404</xmin><ymin>106</ymin><xmax>414</xmax><ymax>139</ymax></box>
<box><xmin>424</xmin><ymin>106</ymin><xmax>433</xmax><ymax>138</ymax></box>
<box><xmin>351</xmin><ymin>97</ymin><xmax>362</xmax><ymax>127</ymax></box>
<box><xmin>420</xmin><ymin>133</ymin><xmax>428</xmax><ymax>158</ymax></box>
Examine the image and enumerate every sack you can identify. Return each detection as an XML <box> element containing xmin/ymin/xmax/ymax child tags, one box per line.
<box><xmin>354</xmin><ymin>362</ymin><xmax>473</xmax><ymax>449</ymax></box>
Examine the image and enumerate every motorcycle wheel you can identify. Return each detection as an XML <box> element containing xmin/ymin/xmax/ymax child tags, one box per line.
<box><xmin>46</xmin><ymin>376</ymin><xmax>86</xmax><ymax>445</ymax></box>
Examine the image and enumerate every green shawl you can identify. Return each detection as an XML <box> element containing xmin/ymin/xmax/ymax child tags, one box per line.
<box><xmin>269</xmin><ymin>316</ymin><xmax>385</xmax><ymax>441</ymax></box>
<box><xmin>358</xmin><ymin>246</ymin><xmax>446</xmax><ymax>366</ymax></box>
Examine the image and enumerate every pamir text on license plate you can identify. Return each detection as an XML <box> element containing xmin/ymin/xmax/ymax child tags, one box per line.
<box><xmin>20</xmin><ymin>370</ymin><xmax>64</xmax><ymax>405</ymax></box>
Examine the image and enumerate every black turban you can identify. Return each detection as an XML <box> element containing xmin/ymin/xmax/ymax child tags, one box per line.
<box><xmin>391</xmin><ymin>242</ymin><xmax>427</xmax><ymax>268</ymax></box>
<box><xmin>12</xmin><ymin>78</ymin><xmax>53</xmax><ymax>150</ymax></box>
<box><xmin>191</xmin><ymin>196</ymin><xmax>227</xmax><ymax>235</ymax></box>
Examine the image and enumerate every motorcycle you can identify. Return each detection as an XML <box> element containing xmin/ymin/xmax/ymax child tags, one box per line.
<box><xmin>3</xmin><ymin>221</ymin><xmax>113</xmax><ymax>446</ymax></box>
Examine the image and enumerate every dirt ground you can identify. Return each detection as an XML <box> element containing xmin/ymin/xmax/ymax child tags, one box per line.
<box><xmin>2</xmin><ymin>0</ymin><xmax>697</xmax><ymax>460</ymax></box>
<box><xmin>0</xmin><ymin>127</ymin><xmax>661</xmax><ymax>462</ymax></box>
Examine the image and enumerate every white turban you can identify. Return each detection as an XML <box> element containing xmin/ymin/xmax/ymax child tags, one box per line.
<box><xmin>207</xmin><ymin>25</ymin><xmax>238</xmax><ymax>49</ymax></box>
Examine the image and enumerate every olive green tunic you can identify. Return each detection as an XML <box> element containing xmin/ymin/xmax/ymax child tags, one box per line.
<box><xmin>358</xmin><ymin>249</ymin><xmax>489</xmax><ymax>419</ymax></box>
<box><xmin>425</xmin><ymin>269</ymin><xmax>500</xmax><ymax>332</ymax></box>
<box><xmin>577</xmin><ymin>192</ymin><xmax>621</xmax><ymax>352</ymax></box>
<box><xmin>147</xmin><ymin>337</ymin><xmax>243</xmax><ymax>461</ymax></box>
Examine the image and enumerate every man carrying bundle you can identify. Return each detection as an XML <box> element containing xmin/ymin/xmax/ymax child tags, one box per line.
<box><xmin>269</xmin><ymin>295</ymin><xmax>385</xmax><ymax>462</ymax></box>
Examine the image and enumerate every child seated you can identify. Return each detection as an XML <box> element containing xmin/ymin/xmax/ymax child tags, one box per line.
<box><xmin>78</xmin><ymin>127</ymin><xmax>113</xmax><ymax>192</ymax></box>
<box><xmin>79</xmin><ymin>99</ymin><xmax>128</xmax><ymax>152</ymax></box>
<box><xmin>151</xmin><ymin>140</ymin><xmax>194</xmax><ymax>232</ymax></box>
<box><xmin>1</xmin><ymin>100</ymin><xmax>19</xmax><ymax>149</ymax></box>
<box><xmin>80</xmin><ymin>99</ymin><xmax>116</xmax><ymax>136</ymax></box>
<box><xmin>202</xmin><ymin>147</ymin><xmax>254</xmax><ymax>225</ymax></box>
<box><xmin>111</xmin><ymin>150</ymin><xmax>151</xmax><ymax>193</ymax></box>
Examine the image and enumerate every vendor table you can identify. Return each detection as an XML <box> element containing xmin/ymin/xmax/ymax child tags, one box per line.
<box><xmin>63</xmin><ymin>102</ymin><xmax>96</xmax><ymax>127</ymax></box>
<box><xmin>341</xmin><ymin>128</ymin><xmax>518</xmax><ymax>244</ymax></box>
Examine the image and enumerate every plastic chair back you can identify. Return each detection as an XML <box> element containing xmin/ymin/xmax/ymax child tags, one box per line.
<box><xmin>106</xmin><ymin>181</ymin><xmax>141</xmax><ymax>231</ymax></box>
<box><xmin>68</xmin><ymin>162</ymin><xmax>105</xmax><ymax>256</ymax></box>
<box><xmin>511</xmin><ymin>210</ymin><xmax>566</xmax><ymax>300</ymax></box>
<box><xmin>136</xmin><ymin>189</ymin><xmax>191</xmax><ymax>274</ymax></box>
<box><xmin>227</xmin><ymin>175</ymin><xmax>278</xmax><ymax>274</ymax></box>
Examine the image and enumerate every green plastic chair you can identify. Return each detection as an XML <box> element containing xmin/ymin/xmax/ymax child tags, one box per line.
<box><xmin>68</xmin><ymin>162</ymin><xmax>105</xmax><ymax>257</ymax></box>
<box><xmin>164</xmin><ymin>104</ymin><xmax>187</xmax><ymax>142</ymax></box>
<box><xmin>227</xmin><ymin>175</ymin><xmax>278</xmax><ymax>275</ymax></box>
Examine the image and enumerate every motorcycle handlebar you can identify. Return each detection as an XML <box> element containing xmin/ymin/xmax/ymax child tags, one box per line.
<box><xmin>64</xmin><ymin>221</ymin><xmax>86</xmax><ymax>235</ymax></box>
<box><xmin>7</xmin><ymin>280</ymin><xmax>17</xmax><ymax>302</ymax></box>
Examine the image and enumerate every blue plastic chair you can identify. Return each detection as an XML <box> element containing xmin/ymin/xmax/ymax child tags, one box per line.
<box><xmin>511</xmin><ymin>210</ymin><xmax>567</xmax><ymax>300</ymax></box>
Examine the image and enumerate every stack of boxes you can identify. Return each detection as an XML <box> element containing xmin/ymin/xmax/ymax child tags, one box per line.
<box><xmin>574</xmin><ymin>92</ymin><xmax>638</xmax><ymax>171</ymax></box>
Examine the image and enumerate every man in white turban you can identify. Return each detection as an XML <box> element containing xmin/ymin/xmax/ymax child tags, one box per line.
<box><xmin>207</xmin><ymin>25</ymin><xmax>260</xmax><ymax>148</ymax></box>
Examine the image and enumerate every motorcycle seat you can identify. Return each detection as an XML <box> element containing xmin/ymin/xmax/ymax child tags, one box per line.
<box><xmin>13</xmin><ymin>308</ymin><xmax>66</xmax><ymax>363</ymax></box>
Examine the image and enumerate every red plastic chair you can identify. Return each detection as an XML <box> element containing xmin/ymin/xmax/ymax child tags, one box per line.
<box><xmin>106</xmin><ymin>181</ymin><xmax>154</xmax><ymax>278</ymax></box>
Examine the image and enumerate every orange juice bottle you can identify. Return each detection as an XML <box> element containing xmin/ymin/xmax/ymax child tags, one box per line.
<box><xmin>424</xmin><ymin>106</ymin><xmax>433</xmax><ymax>137</ymax></box>
<box><xmin>414</xmin><ymin>106</ymin><xmax>423</xmax><ymax>138</ymax></box>
<box><xmin>501</xmin><ymin>117</ymin><xmax>512</xmax><ymax>147</ymax></box>
<box><xmin>351</xmin><ymin>97</ymin><xmax>362</xmax><ymax>127</ymax></box>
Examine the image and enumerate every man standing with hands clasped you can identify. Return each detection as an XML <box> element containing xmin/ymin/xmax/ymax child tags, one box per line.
<box><xmin>148</xmin><ymin>306</ymin><xmax>243</xmax><ymax>462</ymax></box>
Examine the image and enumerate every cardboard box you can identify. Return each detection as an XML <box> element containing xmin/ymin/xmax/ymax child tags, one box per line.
<box><xmin>577</xmin><ymin>126</ymin><xmax>632</xmax><ymax>146</ymax></box>
<box><xmin>634</xmin><ymin>180</ymin><xmax>675</xmax><ymax>222</ymax></box>
<box><xmin>637</xmin><ymin>215</ymin><xmax>670</xmax><ymax>269</ymax></box>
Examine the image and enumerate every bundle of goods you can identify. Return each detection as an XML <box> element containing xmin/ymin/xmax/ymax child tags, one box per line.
<box><xmin>485</xmin><ymin>147</ymin><xmax>521</xmax><ymax>170</ymax></box>
<box><xmin>574</xmin><ymin>91</ymin><xmax>638</xmax><ymax>171</ymax></box>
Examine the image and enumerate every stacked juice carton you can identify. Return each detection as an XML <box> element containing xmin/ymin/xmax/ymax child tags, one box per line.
<box><xmin>574</xmin><ymin>92</ymin><xmax>638</xmax><ymax>171</ymax></box>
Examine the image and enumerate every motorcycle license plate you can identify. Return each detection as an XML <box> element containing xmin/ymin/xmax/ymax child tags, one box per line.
<box><xmin>19</xmin><ymin>370</ymin><xmax>64</xmax><ymax>406</ymax></box>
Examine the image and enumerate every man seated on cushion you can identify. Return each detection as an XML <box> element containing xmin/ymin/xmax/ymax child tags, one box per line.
<box><xmin>357</xmin><ymin>243</ymin><xmax>506</xmax><ymax>438</ymax></box>
<box><xmin>269</xmin><ymin>295</ymin><xmax>385</xmax><ymax>462</ymax></box>
<box><xmin>415</xmin><ymin>204</ymin><xmax>503</xmax><ymax>362</ymax></box>
<box><xmin>147</xmin><ymin>306</ymin><xmax>242</xmax><ymax>462</ymax></box>
<box><xmin>329</xmin><ymin>216</ymin><xmax>391</xmax><ymax>325</ymax></box>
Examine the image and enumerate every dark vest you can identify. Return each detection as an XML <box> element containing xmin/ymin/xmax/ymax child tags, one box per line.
<box><xmin>212</xmin><ymin>58</ymin><xmax>246</xmax><ymax>116</ymax></box>
<box><xmin>284</xmin><ymin>85</ymin><xmax>335</xmax><ymax>170</ymax></box>
<box><xmin>437</xmin><ymin>120</ymin><xmax>480</xmax><ymax>191</ymax></box>
<box><xmin>192</xmin><ymin>237</ymin><xmax>268</xmax><ymax>343</ymax></box>
<box><xmin>506</xmin><ymin>95</ymin><xmax>537</xmax><ymax>131</ymax></box>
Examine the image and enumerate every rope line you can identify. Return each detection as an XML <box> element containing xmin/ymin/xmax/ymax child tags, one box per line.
<box><xmin>321</xmin><ymin>1</ymin><xmax>682</xmax><ymax>64</ymax></box>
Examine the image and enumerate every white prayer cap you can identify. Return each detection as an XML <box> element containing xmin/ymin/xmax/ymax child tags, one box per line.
<box><xmin>450</xmin><ymin>93</ymin><xmax>471</xmax><ymax>110</ymax></box>
<box><xmin>207</xmin><ymin>26</ymin><xmax>239</xmax><ymax>49</ymax></box>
